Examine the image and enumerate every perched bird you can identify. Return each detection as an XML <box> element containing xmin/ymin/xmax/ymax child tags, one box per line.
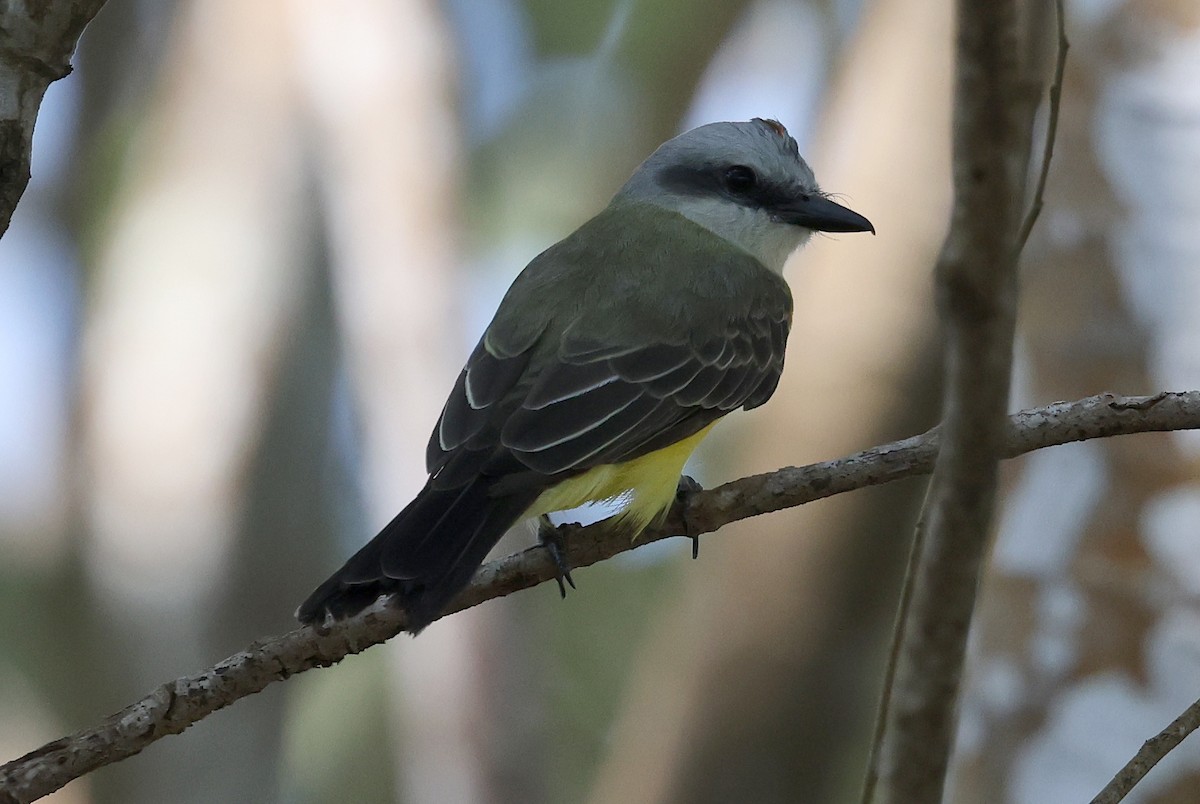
<box><xmin>297</xmin><ymin>118</ymin><xmax>873</xmax><ymax>632</ymax></box>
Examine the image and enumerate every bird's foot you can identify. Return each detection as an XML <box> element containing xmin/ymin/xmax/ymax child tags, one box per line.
<box><xmin>676</xmin><ymin>474</ymin><xmax>704</xmax><ymax>559</ymax></box>
<box><xmin>538</xmin><ymin>515</ymin><xmax>576</xmax><ymax>599</ymax></box>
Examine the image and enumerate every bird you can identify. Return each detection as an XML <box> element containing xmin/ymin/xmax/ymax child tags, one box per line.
<box><xmin>297</xmin><ymin>118</ymin><xmax>873</xmax><ymax>632</ymax></box>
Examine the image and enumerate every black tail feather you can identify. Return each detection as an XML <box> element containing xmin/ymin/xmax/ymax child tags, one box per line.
<box><xmin>296</xmin><ymin>477</ymin><xmax>538</xmax><ymax>632</ymax></box>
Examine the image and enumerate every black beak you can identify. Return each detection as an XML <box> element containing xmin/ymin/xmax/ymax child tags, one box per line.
<box><xmin>775</xmin><ymin>194</ymin><xmax>874</xmax><ymax>234</ymax></box>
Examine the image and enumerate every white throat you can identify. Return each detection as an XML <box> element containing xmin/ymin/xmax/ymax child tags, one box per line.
<box><xmin>668</xmin><ymin>195</ymin><xmax>811</xmax><ymax>273</ymax></box>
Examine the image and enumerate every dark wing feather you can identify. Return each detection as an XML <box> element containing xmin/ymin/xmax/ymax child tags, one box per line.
<box><xmin>428</xmin><ymin>303</ymin><xmax>790</xmax><ymax>487</ymax></box>
<box><xmin>606</xmin><ymin>343</ymin><xmax>693</xmax><ymax>382</ymax></box>
<box><xmin>495</xmin><ymin>304</ymin><xmax>790</xmax><ymax>477</ymax></box>
<box><xmin>503</xmin><ymin>372</ymin><xmax>643</xmax><ymax>451</ymax></box>
<box><xmin>523</xmin><ymin>359</ymin><xmax>623</xmax><ymax>409</ymax></box>
<box><xmin>430</xmin><ymin>342</ymin><xmax>530</xmax><ymax>462</ymax></box>
<box><xmin>506</xmin><ymin>394</ymin><xmax>674</xmax><ymax>475</ymax></box>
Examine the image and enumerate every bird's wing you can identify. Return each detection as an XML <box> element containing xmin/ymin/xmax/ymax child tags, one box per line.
<box><xmin>495</xmin><ymin>303</ymin><xmax>790</xmax><ymax>476</ymax></box>
<box><xmin>428</xmin><ymin>310</ymin><xmax>788</xmax><ymax>485</ymax></box>
<box><xmin>426</xmin><ymin>205</ymin><xmax>793</xmax><ymax>487</ymax></box>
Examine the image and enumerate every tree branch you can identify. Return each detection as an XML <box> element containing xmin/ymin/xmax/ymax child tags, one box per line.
<box><xmin>0</xmin><ymin>0</ymin><xmax>108</xmax><ymax>237</ymax></box>
<box><xmin>1090</xmin><ymin>694</ymin><xmax>1200</xmax><ymax>804</ymax></box>
<box><xmin>1015</xmin><ymin>0</ymin><xmax>1068</xmax><ymax>253</ymax></box>
<box><xmin>0</xmin><ymin>391</ymin><xmax>1196</xmax><ymax>802</ymax></box>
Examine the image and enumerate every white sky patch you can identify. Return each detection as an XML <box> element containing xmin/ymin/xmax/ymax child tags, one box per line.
<box><xmin>1143</xmin><ymin>487</ymin><xmax>1200</xmax><ymax>597</ymax></box>
<box><xmin>977</xmin><ymin>657</ymin><xmax>1025</xmax><ymax>716</ymax></box>
<box><xmin>1032</xmin><ymin>583</ymin><xmax>1087</xmax><ymax>677</ymax></box>
<box><xmin>1148</xmin><ymin>609</ymin><xmax>1200</xmax><ymax>697</ymax></box>
<box><xmin>0</xmin><ymin>216</ymin><xmax>76</xmax><ymax>547</ymax></box>
<box><xmin>993</xmin><ymin>440</ymin><xmax>1108</xmax><ymax>577</ymax></box>
<box><xmin>0</xmin><ymin>79</ymin><xmax>79</xmax><ymax>555</ymax></box>
<box><xmin>443</xmin><ymin>0</ymin><xmax>532</xmax><ymax>144</ymax></box>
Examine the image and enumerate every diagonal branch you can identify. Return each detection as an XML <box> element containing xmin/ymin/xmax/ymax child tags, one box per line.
<box><xmin>1090</xmin><ymin>694</ymin><xmax>1200</xmax><ymax>804</ymax></box>
<box><xmin>0</xmin><ymin>391</ymin><xmax>1198</xmax><ymax>803</ymax></box>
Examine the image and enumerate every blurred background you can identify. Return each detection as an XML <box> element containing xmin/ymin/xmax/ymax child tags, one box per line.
<box><xmin>1</xmin><ymin>0</ymin><xmax>1199</xmax><ymax>802</ymax></box>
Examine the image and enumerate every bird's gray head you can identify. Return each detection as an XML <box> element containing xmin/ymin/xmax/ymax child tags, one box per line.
<box><xmin>615</xmin><ymin>118</ymin><xmax>873</xmax><ymax>272</ymax></box>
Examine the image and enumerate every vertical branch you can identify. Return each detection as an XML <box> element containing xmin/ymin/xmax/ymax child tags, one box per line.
<box><xmin>872</xmin><ymin>1</ymin><xmax>1046</xmax><ymax>801</ymax></box>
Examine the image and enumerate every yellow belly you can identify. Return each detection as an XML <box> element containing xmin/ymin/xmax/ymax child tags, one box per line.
<box><xmin>524</xmin><ymin>422</ymin><xmax>717</xmax><ymax>533</ymax></box>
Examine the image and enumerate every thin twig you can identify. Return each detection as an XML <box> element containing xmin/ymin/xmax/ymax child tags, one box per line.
<box><xmin>859</xmin><ymin>483</ymin><xmax>932</xmax><ymax>804</ymax></box>
<box><xmin>0</xmin><ymin>391</ymin><xmax>1197</xmax><ymax>803</ymax></box>
<box><xmin>1016</xmin><ymin>0</ymin><xmax>1068</xmax><ymax>253</ymax></box>
<box><xmin>1091</xmin><ymin>696</ymin><xmax>1200</xmax><ymax>803</ymax></box>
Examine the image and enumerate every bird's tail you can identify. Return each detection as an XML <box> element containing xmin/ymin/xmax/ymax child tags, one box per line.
<box><xmin>296</xmin><ymin>476</ymin><xmax>538</xmax><ymax>632</ymax></box>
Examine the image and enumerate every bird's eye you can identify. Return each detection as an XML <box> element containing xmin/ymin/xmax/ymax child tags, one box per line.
<box><xmin>723</xmin><ymin>165</ymin><xmax>757</xmax><ymax>194</ymax></box>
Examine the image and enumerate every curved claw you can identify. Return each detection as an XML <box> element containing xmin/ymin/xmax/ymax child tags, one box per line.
<box><xmin>676</xmin><ymin>474</ymin><xmax>704</xmax><ymax>559</ymax></box>
<box><xmin>538</xmin><ymin>515</ymin><xmax>576</xmax><ymax>598</ymax></box>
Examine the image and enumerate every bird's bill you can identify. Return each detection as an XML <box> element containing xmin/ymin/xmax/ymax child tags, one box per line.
<box><xmin>775</xmin><ymin>194</ymin><xmax>875</xmax><ymax>234</ymax></box>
